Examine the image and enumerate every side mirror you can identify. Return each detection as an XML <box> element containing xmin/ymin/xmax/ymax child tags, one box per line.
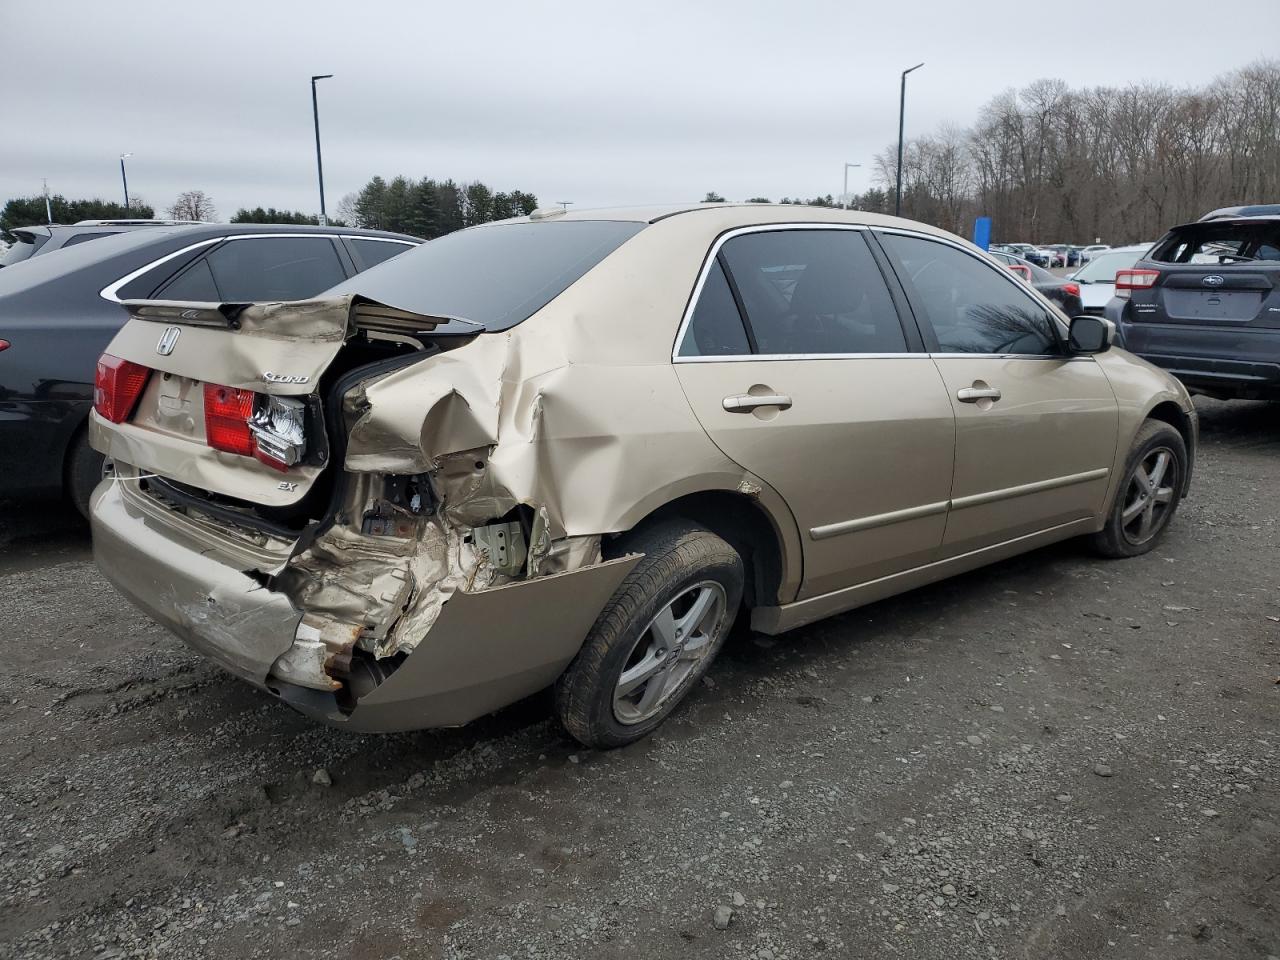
<box><xmin>1068</xmin><ymin>315</ymin><xmax>1115</xmax><ymax>354</ymax></box>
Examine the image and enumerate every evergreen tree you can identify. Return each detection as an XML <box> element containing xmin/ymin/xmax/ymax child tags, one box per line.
<box><xmin>1</xmin><ymin>196</ymin><xmax>154</xmax><ymax>231</ymax></box>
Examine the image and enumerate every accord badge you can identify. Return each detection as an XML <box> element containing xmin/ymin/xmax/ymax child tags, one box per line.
<box><xmin>156</xmin><ymin>326</ymin><xmax>181</xmax><ymax>355</ymax></box>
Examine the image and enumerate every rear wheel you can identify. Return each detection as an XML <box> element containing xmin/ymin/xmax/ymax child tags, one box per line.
<box><xmin>1090</xmin><ymin>420</ymin><xmax>1186</xmax><ymax>558</ymax></box>
<box><xmin>66</xmin><ymin>430</ymin><xmax>106</xmax><ymax>520</ymax></box>
<box><xmin>554</xmin><ymin>521</ymin><xmax>743</xmax><ymax>749</ymax></box>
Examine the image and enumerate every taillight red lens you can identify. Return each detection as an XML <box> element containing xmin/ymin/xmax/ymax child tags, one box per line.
<box><xmin>1114</xmin><ymin>269</ymin><xmax>1159</xmax><ymax>299</ymax></box>
<box><xmin>1061</xmin><ymin>282</ymin><xmax>1080</xmax><ymax>297</ymax></box>
<box><xmin>203</xmin><ymin>383</ymin><xmax>255</xmax><ymax>456</ymax></box>
<box><xmin>94</xmin><ymin>354</ymin><xmax>151</xmax><ymax>424</ymax></box>
<box><xmin>0</xmin><ymin>339</ymin><xmax>10</xmax><ymax>352</ymax></box>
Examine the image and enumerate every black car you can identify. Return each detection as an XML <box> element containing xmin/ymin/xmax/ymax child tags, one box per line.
<box><xmin>0</xmin><ymin>220</ymin><xmax>203</xmax><ymax>268</ymax></box>
<box><xmin>987</xmin><ymin>250</ymin><xmax>1084</xmax><ymax>316</ymax></box>
<box><xmin>0</xmin><ymin>223</ymin><xmax>420</xmax><ymax>513</ymax></box>
<box><xmin>1106</xmin><ymin>210</ymin><xmax>1280</xmax><ymax>401</ymax></box>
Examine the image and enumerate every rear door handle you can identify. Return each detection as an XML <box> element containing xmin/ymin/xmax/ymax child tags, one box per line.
<box><xmin>722</xmin><ymin>393</ymin><xmax>793</xmax><ymax>412</ymax></box>
<box><xmin>956</xmin><ymin>386</ymin><xmax>1001</xmax><ymax>403</ymax></box>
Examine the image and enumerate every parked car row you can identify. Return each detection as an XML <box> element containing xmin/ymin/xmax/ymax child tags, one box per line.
<box><xmin>992</xmin><ymin>242</ymin><xmax>1114</xmax><ymax>268</ymax></box>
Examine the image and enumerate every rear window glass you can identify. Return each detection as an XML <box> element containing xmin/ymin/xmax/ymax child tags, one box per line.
<box><xmin>1155</xmin><ymin>222</ymin><xmax>1280</xmax><ymax>264</ymax></box>
<box><xmin>206</xmin><ymin>236</ymin><xmax>347</xmax><ymax>301</ymax></box>
<box><xmin>0</xmin><ymin>231</ymin><xmax>45</xmax><ymax>267</ymax></box>
<box><xmin>328</xmin><ymin>220</ymin><xmax>646</xmax><ymax>330</ymax></box>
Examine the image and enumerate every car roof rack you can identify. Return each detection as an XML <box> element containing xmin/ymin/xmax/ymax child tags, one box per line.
<box><xmin>71</xmin><ymin>219</ymin><xmax>205</xmax><ymax>226</ymax></box>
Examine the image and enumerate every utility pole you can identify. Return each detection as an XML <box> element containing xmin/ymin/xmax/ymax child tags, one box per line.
<box><xmin>119</xmin><ymin>153</ymin><xmax>132</xmax><ymax>210</ymax></box>
<box><xmin>895</xmin><ymin>62</ymin><xmax>924</xmax><ymax>218</ymax></box>
<box><xmin>43</xmin><ymin>179</ymin><xmax>52</xmax><ymax>223</ymax></box>
<box><xmin>311</xmin><ymin>74</ymin><xmax>333</xmax><ymax>225</ymax></box>
<box><xmin>557</xmin><ymin>201</ymin><xmax>573</xmax><ymax>210</ymax></box>
<box><xmin>842</xmin><ymin>163</ymin><xmax>862</xmax><ymax>209</ymax></box>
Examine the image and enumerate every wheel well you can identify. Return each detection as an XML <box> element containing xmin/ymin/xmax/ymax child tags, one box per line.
<box><xmin>1146</xmin><ymin>400</ymin><xmax>1194</xmax><ymax>494</ymax></box>
<box><xmin>611</xmin><ymin>490</ymin><xmax>786</xmax><ymax>609</ymax></box>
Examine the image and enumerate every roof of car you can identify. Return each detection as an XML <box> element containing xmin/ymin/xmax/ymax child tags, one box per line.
<box><xmin>4</xmin><ymin>222</ymin><xmax>420</xmax><ymax>242</ymax></box>
<box><xmin>1198</xmin><ymin>204</ymin><xmax>1280</xmax><ymax>221</ymax></box>
<box><xmin>515</xmin><ymin>202</ymin><xmax>960</xmax><ymax>237</ymax></box>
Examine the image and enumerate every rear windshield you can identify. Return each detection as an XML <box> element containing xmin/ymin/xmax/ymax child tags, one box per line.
<box><xmin>327</xmin><ymin>220</ymin><xmax>646</xmax><ymax>330</ymax></box>
<box><xmin>0</xmin><ymin>230</ymin><xmax>46</xmax><ymax>267</ymax></box>
<box><xmin>1152</xmin><ymin>221</ymin><xmax>1280</xmax><ymax>264</ymax></box>
<box><xmin>1074</xmin><ymin>249</ymin><xmax>1144</xmax><ymax>282</ymax></box>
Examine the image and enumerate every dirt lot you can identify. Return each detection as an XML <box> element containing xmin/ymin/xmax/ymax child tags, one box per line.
<box><xmin>1</xmin><ymin>398</ymin><xmax>1276</xmax><ymax>960</ymax></box>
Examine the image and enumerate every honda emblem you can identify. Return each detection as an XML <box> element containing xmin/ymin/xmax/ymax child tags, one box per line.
<box><xmin>156</xmin><ymin>326</ymin><xmax>181</xmax><ymax>356</ymax></box>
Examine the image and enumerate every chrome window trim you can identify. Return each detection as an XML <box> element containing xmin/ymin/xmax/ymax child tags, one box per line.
<box><xmin>676</xmin><ymin>352</ymin><xmax>925</xmax><ymax>363</ymax></box>
<box><xmin>671</xmin><ymin>222</ymin><xmax>886</xmax><ymax>363</ymax></box>
<box><xmin>100</xmin><ymin>233</ymin><xmax>414</xmax><ymax>303</ymax></box>
<box><xmin>871</xmin><ymin>225</ymin><xmax>1075</xmax><ymax>355</ymax></box>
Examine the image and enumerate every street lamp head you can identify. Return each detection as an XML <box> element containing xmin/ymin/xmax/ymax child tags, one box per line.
<box><xmin>120</xmin><ymin>153</ymin><xmax>132</xmax><ymax>160</ymax></box>
<box><xmin>903</xmin><ymin>62</ymin><xmax>924</xmax><ymax>77</ymax></box>
<box><xmin>311</xmin><ymin>74</ymin><xmax>333</xmax><ymax>81</ymax></box>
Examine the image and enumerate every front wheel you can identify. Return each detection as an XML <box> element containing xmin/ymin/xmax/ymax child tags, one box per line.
<box><xmin>1090</xmin><ymin>420</ymin><xmax>1187</xmax><ymax>558</ymax></box>
<box><xmin>554</xmin><ymin>521</ymin><xmax>743</xmax><ymax>749</ymax></box>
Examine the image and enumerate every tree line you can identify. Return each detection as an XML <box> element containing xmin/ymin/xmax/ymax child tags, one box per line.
<box><xmin>1</xmin><ymin>196</ymin><xmax>154</xmax><ymax>232</ymax></box>
<box><xmin>865</xmin><ymin>60</ymin><xmax>1280</xmax><ymax>244</ymax></box>
<box><xmin>335</xmin><ymin>176</ymin><xmax>538</xmax><ymax>237</ymax></box>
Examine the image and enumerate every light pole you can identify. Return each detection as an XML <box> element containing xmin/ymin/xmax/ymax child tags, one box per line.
<box><xmin>119</xmin><ymin>153</ymin><xmax>132</xmax><ymax>210</ymax></box>
<box><xmin>894</xmin><ymin>62</ymin><xmax>924</xmax><ymax>218</ymax></box>
<box><xmin>557</xmin><ymin>201</ymin><xmax>573</xmax><ymax>210</ymax></box>
<box><xmin>311</xmin><ymin>74</ymin><xmax>333</xmax><ymax>225</ymax></box>
<box><xmin>842</xmin><ymin>162</ymin><xmax>861</xmax><ymax>209</ymax></box>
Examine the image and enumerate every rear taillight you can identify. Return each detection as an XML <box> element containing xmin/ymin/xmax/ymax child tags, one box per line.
<box><xmin>202</xmin><ymin>383</ymin><xmax>295</xmax><ymax>471</ymax></box>
<box><xmin>0</xmin><ymin>339</ymin><xmax>10</xmax><ymax>352</ymax></box>
<box><xmin>1114</xmin><ymin>269</ymin><xmax>1159</xmax><ymax>299</ymax></box>
<box><xmin>203</xmin><ymin>383</ymin><xmax>255</xmax><ymax>456</ymax></box>
<box><xmin>94</xmin><ymin>354</ymin><xmax>151</xmax><ymax>424</ymax></box>
<box><xmin>1061</xmin><ymin>282</ymin><xmax>1080</xmax><ymax>297</ymax></box>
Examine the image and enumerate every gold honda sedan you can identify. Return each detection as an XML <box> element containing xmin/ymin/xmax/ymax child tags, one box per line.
<box><xmin>89</xmin><ymin>204</ymin><xmax>1196</xmax><ymax>747</ymax></box>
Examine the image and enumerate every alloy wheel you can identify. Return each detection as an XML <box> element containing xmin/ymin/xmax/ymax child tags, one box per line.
<box><xmin>1120</xmin><ymin>446</ymin><xmax>1179</xmax><ymax>545</ymax></box>
<box><xmin>613</xmin><ymin>580</ymin><xmax>727</xmax><ymax>725</ymax></box>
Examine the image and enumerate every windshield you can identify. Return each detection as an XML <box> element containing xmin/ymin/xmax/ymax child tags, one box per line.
<box><xmin>1074</xmin><ymin>249</ymin><xmax>1144</xmax><ymax>283</ymax></box>
<box><xmin>0</xmin><ymin>230</ymin><xmax>45</xmax><ymax>268</ymax></box>
<box><xmin>328</xmin><ymin>220</ymin><xmax>646</xmax><ymax>330</ymax></box>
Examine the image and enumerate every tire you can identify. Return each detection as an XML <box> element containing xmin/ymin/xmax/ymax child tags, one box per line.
<box><xmin>66</xmin><ymin>430</ymin><xmax>106</xmax><ymax>520</ymax></box>
<box><xmin>1090</xmin><ymin>419</ymin><xmax>1187</xmax><ymax>559</ymax></box>
<box><xmin>554</xmin><ymin>521</ymin><xmax>743</xmax><ymax>749</ymax></box>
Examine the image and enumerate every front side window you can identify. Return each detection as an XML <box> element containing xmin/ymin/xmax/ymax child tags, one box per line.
<box><xmin>205</xmin><ymin>236</ymin><xmax>347</xmax><ymax>301</ymax></box>
<box><xmin>710</xmin><ymin>229</ymin><xmax>906</xmax><ymax>355</ymax></box>
<box><xmin>882</xmin><ymin>234</ymin><xmax>1059</xmax><ymax>355</ymax></box>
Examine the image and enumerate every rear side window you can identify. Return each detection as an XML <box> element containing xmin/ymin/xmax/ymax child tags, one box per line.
<box><xmin>883</xmin><ymin>234</ymin><xmax>1059</xmax><ymax>355</ymax></box>
<box><xmin>326</xmin><ymin>220</ymin><xmax>646</xmax><ymax>330</ymax></box>
<box><xmin>205</xmin><ymin>236</ymin><xmax>347</xmax><ymax>301</ymax></box>
<box><xmin>347</xmin><ymin>238</ymin><xmax>415</xmax><ymax>270</ymax></box>
<box><xmin>63</xmin><ymin>232</ymin><xmax>119</xmax><ymax>247</ymax></box>
<box><xmin>717</xmin><ymin>230</ymin><xmax>906</xmax><ymax>355</ymax></box>
<box><xmin>156</xmin><ymin>259</ymin><xmax>220</xmax><ymax>301</ymax></box>
<box><xmin>677</xmin><ymin>260</ymin><xmax>751</xmax><ymax>356</ymax></box>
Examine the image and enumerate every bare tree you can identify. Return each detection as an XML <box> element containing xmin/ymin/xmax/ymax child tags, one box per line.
<box><xmin>168</xmin><ymin>190</ymin><xmax>217</xmax><ymax>222</ymax></box>
<box><xmin>333</xmin><ymin>192</ymin><xmax>359</xmax><ymax>227</ymax></box>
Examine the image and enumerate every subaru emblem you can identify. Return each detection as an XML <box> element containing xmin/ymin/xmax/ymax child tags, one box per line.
<box><xmin>156</xmin><ymin>326</ymin><xmax>181</xmax><ymax>356</ymax></box>
<box><xmin>1202</xmin><ymin>275</ymin><xmax>1225</xmax><ymax>287</ymax></box>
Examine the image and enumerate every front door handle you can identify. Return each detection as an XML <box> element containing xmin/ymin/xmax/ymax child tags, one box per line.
<box><xmin>722</xmin><ymin>393</ymin><xmax>793</xmax><ymax>412</ymax></box>
<box><xmin>956</xmin><ymin>385</ymin><xmax>1001</xmax><ymax>403</ymax></box>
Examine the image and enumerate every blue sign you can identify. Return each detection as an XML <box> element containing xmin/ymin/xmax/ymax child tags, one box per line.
<box><xmin>972</xmin><ymin>216</ymin><xmax>992</xmax><ymax>251</ymax></box>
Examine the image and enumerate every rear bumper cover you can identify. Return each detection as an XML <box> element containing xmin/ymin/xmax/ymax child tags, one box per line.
<box><xmin>1117</xmin><ymin>320</ymin><xmax>1280</xmax><ymax>397</ymax></box>
<box><xmin>91</xmin><ymin>480</ymin><xmax>639</xmax><ymax>732</ymax></box>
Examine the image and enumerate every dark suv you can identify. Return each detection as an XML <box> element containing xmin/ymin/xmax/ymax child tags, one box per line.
<box><xmin>0</xmin><ymin>223</ymin><xmax>420</xmax><ymax>513</ymax></box>
<box><xmin>1107</xmin><ymin>210</ymin><xmax>1280</xmax><ymax>401</ymax></box>
<box><xmin>0</xmin><ymin>220</ymin><xmax>202</xmax><ymax>268</ymax></box>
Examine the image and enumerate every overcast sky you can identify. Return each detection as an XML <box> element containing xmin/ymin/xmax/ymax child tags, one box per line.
<box><xmin>4</xmin><ymin>1</ymin><xmax>1277</xmax><ymax>219</ymax></box>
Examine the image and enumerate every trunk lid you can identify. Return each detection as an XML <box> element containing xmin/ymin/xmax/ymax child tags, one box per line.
<box><xmin>91</xmin><ymin>295</ymin><xmax>456</xmax><ymax>517</ymax></box>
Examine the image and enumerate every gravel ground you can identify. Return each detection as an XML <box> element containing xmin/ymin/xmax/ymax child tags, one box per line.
<box><xmin>1</xmin><ymin>398</ymin><xmax>1277</xmax><ymax>960</ymax></box>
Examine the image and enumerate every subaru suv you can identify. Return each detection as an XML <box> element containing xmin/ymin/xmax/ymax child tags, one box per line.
<box><xmin>1107</xmin><ymin>209</ymin><xmax>1280</xmax><ymax>400</ymax></box>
